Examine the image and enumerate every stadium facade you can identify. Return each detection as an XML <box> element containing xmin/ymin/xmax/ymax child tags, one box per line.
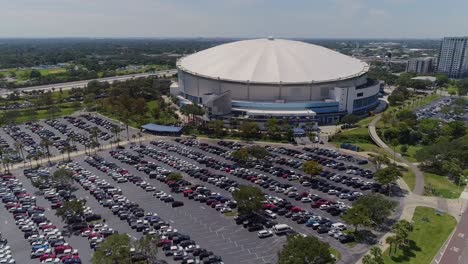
<box><xmin>170</xmin><ymin>38</ymin><xmax>382</xmax><ymax>125</ymax></box>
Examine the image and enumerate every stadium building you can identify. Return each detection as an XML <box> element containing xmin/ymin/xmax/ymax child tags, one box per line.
<box><xmin>170</xmin><ymin>38</ymin><xmax>382</xmax><ymax>125</ymax></box>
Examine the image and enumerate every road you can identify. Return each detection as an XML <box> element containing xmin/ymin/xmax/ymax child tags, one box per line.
<box><xmin>0</xmin><ymin>69</ymin><xmax>177</xmax><ymax>96</ymax></box>
<box><xmin>437</xmin><ymin>205</ymin><xmax>468</xmax><ymax>264</ymax></box>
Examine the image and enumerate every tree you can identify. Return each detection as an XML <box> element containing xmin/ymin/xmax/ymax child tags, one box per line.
<box><xmin>374</xmin><ymin>165</ymin><xmax>402</xmax><ymax>195</ymax></box>
<box><xmin>92</xmin><ymin>234</ymin><xmax>132</xmax><ymax>264</ymax></box>
<box><xmin>457</xmin><ymin>79</ymin><xmax>468</xmax><ymax>96</ymax></box>
<box><xmin>207</xmin><ymin>120</ymin><xmax>225</xmax><ymax>138</ymax></box>
<box><xmin>84</xmin><ymin>93</ymin><xmax>96</xmax><ymax>109</ymax></box>
<box><xmin>239</xmin><ymin>121</ymin><xmax>259</xmax><ymax>139</ymax></box>
<box><xmin>278</xmin><ymin>235</ymin><xmax>335</xmax><ymax>264</ymax></box>
<box><xmin>14</xmin><ymin>141</ymin><xmax>25</xmax><ymax>162</ymax></box>
<box><xmin>441</xmin><ymin>121</ymin><xmax>466</xmax><ymax>140</ymax></box>
<box><xmin>369</xmin><ymin>154</ymin><xmax>390</xmax><ymax>170</ymax></box>
<box><xmin>400</xmin><ymin>145</ymin><xmax>408</xmax><ymax>155</ymax></box>
<box><xmin>302</xmin><ymin>160</ymin><xmax>322</xmax><ymax>177</ymax></box>
<box><xmin>233</xmin><ymin>185</ymin><xmax>264</xmax><ymax>215</ymax></box>
<box><xmin>231</xmin><ymin>148</ymin><xmax>250</xmax><ymax>162</ymax></box>
<box><xmin>246</xmin><ymin>146</ymin><xmax>269</xmax><ymax>160</ymax></box>
<box><xmin>386</xmin><ymin>235</ymin><xmax>397</xmax><ymax>256</ymax></box>
<box><xmin>393</xmin><ymin>220</ymin><xmax>413</xmax><ymax>249</ymax></box>
<box><xmin>167</xmin><ymin>172</ymin><xmax>183</xmax><ymax>182</ymax></box>
<box><xmin>362</xmin><ymin>247</ymin><xmax>384</xmax><ymax>264</ymax></box>
<box><xmin>137</xmin><ymin>132</ymin><xmax>143</xmax><ymax>145</ymax></box>
<box><xmin>343</xmin><ymin>194</ymin><xmax>397</xmax><ymax>231</ymax></box>
<box><xmin>56</xmin><ymin>199</ymin><xmax>86</xmax><ymax>221</ymax></box>
<box><xmin>342</xmin><ymin>204</ymin><xmax>373</xmax><ymax>232</ymax></box>
<box><xmin>266</xmin><ymin>118</ymin><xmax>281</xmax><ymax>141</ymax></box>
<box><xmin>52</xmin><ymin>167</ymin><xmax>74</xmax><ymax>187</ymax></box>
<box><xmin>134</xmin><ymin>234</ymin><xmax>158</xmax><ymax>263</ymax></box>
<box><xmin>40</xmin><ymin>138</ymin><xmax>52</xmax><ymax>162</ymax></box>
<box><xmin>435</xmin><ymin>74</ymin><xmax>449</xmax><ymax>87</ymax></box>
<box><xmin>341</xmin><ymin>114</ymin><xmax>359</xmax><ymax>125</ymax></box>
<box><xmin>64</xmin><ymin>143</ymin><xmax>73</xmax><ymax>161</ymax></box>
<box><xmin>90</xmin><ymin>126</ymin><xmax>100</xmax><ymax>147</ymax></box>
<box><xmin>30</xmin><ymin>70</ymin><xmax>42</xmax><ymax>80</ymax></box>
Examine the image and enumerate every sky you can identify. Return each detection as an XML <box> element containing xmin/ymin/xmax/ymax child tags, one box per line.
<box><xmin>1</xmin><ymin>0</ymin><xmax>467</xmax><ymax>38</ymax></box>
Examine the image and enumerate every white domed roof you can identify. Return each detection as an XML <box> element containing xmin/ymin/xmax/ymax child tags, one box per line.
<box><xmin>178</xmin><ymin>38</ymin><xmax>369</xmax><ymax>84</ymax></box>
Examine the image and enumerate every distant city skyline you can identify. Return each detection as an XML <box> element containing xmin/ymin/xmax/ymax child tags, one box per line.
<box><xmin>2</xmin><ymin>0</ymin><xmax>468</xmax><ymax>38</ymax></box>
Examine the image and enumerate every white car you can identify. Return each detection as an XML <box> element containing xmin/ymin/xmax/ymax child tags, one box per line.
<box><xmin>145</xmin><ymin>186</ymin><xmax>156</xmax><ymax>192</ymax></box>
<box><xmin>31</xmin><ymin>248</ymin><xmax>51</xmax><ymax>258</ymax></box>
<box><xmin>258</xmin><ymin>230</ymin><xmax>273</xmax><ymax>238</ymax></box>
<box><xmin>0</xmin><ymin>258</ymin><xmax>15</xmax><ymax>264</ymax></box>
<box><xmin>265</xmin><ymin>210</ymin><xmax>277</xmax><ymax>219</ymax></box>
<box><xmin>220</xmin><ymin>207</ymin><xmax>232</xmax><ymax>213</ymax></box>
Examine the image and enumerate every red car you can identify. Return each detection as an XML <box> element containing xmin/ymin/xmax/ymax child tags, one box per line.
<box><xmin>157</xmin><ymin>239</ymin><xmax>172</xmax><ymax>247</ymax></box>
<box><xmin>55</xmin><ymin>244</ymin><xmax>73</xmax><ymax>254</ymax></box>
<box><xmin>88</xmin><ymin>232</ymin><xmax>102</xmax><ymax>240</ymax></box>
<box><xmin>290</xmin><ymin>206</ymin><xmax>302</xmax><ymax>213</ymax></box>
<box><xmin>5</xmin><ymin>203</ymin><xmax>19</xmax><ymax>209</ymax></box>
<box><xmin>60</xmin><ymin>254</ymin><xmax>80</xmax><ymax>262</ymax></box>
<box><xmin>183</xmin><ymin>190</ymin><xmax>193</xmax><ymax>197</ymax></box>
<box><xmin>263</xmin><ymin>203</ymin><xmax>276</xmax><ymax>210</ymax></box>
<box><xmin>51</xmin><ymin>202</ymin><xmax>62</xmax><ymax>209</ymax></box>
<box><xmin>40</xmin><ymin>253</ymin><xmax>57</xmax><ymax>262</ymax></box>
<box><xmin>40</xmin><ymin>224</ymin><xmax>57</xmax><ymax>230</ymax></box>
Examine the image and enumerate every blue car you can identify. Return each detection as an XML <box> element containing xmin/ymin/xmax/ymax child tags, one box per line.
<box><xmin>31</xmin><ymin>243</ymin><xmax>49</xmax><ymax>251</ymax></box>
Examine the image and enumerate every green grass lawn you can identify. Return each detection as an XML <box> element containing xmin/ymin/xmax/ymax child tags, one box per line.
<box><xmin>446</xmin><ymin>85</ymin><xmax>458</xmax><ymax>95</ymax></box>
<box><xmin>383</xmin><ymin>207</ymin><xmax>456</xmax><ymax>264</ymax></box>
<box><xmin>424</xmin><ymin>173</ymin><xmax>463</xmax><ymax>199</ymax></box>
<box><xmin>393</xmin><ymin>145</ymin><xmax>422</xmax><ymax>163</ymax></box>
<box><xmin>329</xmin><ymin>247</ymin><xmax>342</xmax><ymax>261</ymax></box>
<box><xmin>402</xmin><ymin>170</ymin><xmax>416</xmax><ymax>192</ymax></box>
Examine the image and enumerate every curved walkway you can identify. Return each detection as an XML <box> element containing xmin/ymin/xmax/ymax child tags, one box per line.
<box><xmin>368</xmin><ymin>115</ymin><xmax>425</xmax><ymax>195</ymax></box>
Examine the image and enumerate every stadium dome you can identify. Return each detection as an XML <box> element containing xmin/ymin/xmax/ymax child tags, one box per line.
<box><xmin>173</xmin><ymin>38</ymin><xmax>381</xmax><ymax>124</ymax></box>
<box><xmin>178</xmin><ymin>38</ymin><xmax>369</xmax><ymax>84</ymax></box>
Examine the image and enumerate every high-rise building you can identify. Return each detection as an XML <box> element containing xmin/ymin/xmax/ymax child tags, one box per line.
<box><xmin>406</xmin><ymin>57</ymin><xmax>434</xmax><ymax>74</ymax></box>
<box><xmin>436</xmin><ymin>37</ymin><xmax>468</xmax><ymax>78</ymax></box>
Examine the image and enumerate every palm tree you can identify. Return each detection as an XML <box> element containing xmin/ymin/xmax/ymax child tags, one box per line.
<box><xmin>137</xmin><ymin>132</ymin><xmax>143</xmax><ymax>146</ymax></box>
<box><xmin>40</xmin><ymin>138</ymin><xmax>52</xmax><ymax>163</ymax></box>
<box><xmin>14</xmin><ymin>142</ymin><xmax>25</xmax><ymax>163</ymax></box>
<box><xmin>1</xmin><ymin>156</ymin><xmax>10</xmax><ymax>173</ymax></box>
<box><xmin>386</xmin><ymin>235</ymin><xmax>397</xmax><ymax>256</ymax></box>
<box><xmin>90</xmin><ymin>127</ymin><xmax>100</xmax><ymax>149</ymax></box>
<box><xmin>64</xmin><ymin>144</ymin><xmax>73</xmax><ymax>162</ymax></box>
<box><xmin>111</xmin><ymin>125</ymin><xmax>121</xmax><ymax>147</ymax></box>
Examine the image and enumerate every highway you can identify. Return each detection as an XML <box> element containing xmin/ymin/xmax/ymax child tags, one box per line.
<box><xmin>0</xmin><ymin>69</ymin><xmax>177</xmax><ymax>96</ymax></box>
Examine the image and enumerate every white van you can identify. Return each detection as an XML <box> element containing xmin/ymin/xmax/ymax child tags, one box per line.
<box><xmin>273</xmin><ymin>224</ymin><xmax>291</xmax><ymax>235</ymax></box>
<box><xmin>331</xmin><ymin>223</ymin><xmax>347</xmax><ymax>231</ymax></box>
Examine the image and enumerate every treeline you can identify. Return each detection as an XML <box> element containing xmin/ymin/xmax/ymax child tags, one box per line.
<box><xmin>0</xmin><ymin>38</ymin><xmax>231</xmax><ymax>69</ymax></box>
<box><xmin>380</xmin><ymin>104</ymin><xmax>467</xmax><ymax>183</ymax></box>
<box><xmin>88</xmin><ymin>77</ymin><xmax>179</xmax><ymax>126</ymax></box>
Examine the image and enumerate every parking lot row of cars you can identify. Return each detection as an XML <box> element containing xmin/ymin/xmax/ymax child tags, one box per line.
<box><xmin>0</xmin><ymin>232</ymin><xmax>14</xmax><ymax>264</ymax></box>
<box><xmin>170</xmin><ymin>140</ymin><xmax>353</xmax><ymax>215</ymax></box>
<box><xmin>0</xmin><ymin>173</ymin><xmax>81</xmax><ymax>264</ymax></box>
<box><xmin>64</xmin><ymin>117</ymin><xmax>112</xmax><ymax>142</ymax></box>
<box><xmin>3</xmin><ymin>124</ymin><xmax>41</xmax><ymax>156</ymax></box>
<box><xmin>80</xmin><ymin>157</ymin><xmax>224</xmax><ymax>263</ymax></box>
<box><xmin>137</xmin><ymin>141</ymin><xmax>355</xmax><ymax>246</ymax></box>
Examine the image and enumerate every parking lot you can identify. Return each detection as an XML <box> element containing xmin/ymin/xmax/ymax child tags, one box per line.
<box><xmin>415</xmin><ymin>96</ymin><xmax>468</xmax><ymax>122</ymax></box>
<box><xmin>0</xmin><ymin>113</ymin><xmax>401</xmax><ymax>264</ymax></box>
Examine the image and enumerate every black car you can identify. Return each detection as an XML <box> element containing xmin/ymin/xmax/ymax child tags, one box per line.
<box><xmin>172</xmin><ymin>201</ymin><xmax>184</xmax><ymax>208</ymax></box>
<box><xmin>247</xmin><ymin>224</ymin><xmax>263</xmax><ymax>232</ymax></box>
